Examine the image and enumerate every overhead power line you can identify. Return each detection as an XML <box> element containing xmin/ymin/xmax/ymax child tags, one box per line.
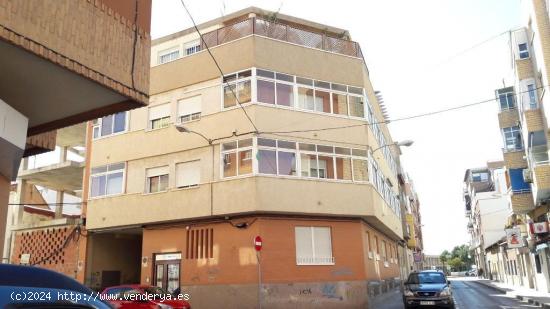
<box><xmin>261</xmin><ymin>84</ymin><xmax>550</xmax><ymax>135</ymax></box>
<box><xmin>179</xmin><ymin>0</ymin><xmax>260</xmax><ymax>133</ymax></box>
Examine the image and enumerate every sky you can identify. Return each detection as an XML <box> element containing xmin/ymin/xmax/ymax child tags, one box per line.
<box><xmin>151</xmin><ymin>0</ymin><xmax>522</xmax><ymax>255</ymax></box>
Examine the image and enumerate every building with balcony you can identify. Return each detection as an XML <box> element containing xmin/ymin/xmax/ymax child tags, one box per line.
<box><xmin>399</xmin><ymin>170</ymin><xmax>423</xmax><ymax>272</ymax></box>
<box><xmin>489</xmin><ymin>0</ymin><xmax>550</xmax><ymax>293</ymax></box>
<box><xmin>0</xmin><ymin>0</ymin><xmax>152</xmax><ymax>271</ymax></box>
<box><xmin>462</xmin><ymin>163</ymin><xmax>532</xmax><ymax>286</ymax></box>
<box><xmin>81</xmin><ymin>7</ymin><xmax>408</xmax><ymax>308</ymax></box>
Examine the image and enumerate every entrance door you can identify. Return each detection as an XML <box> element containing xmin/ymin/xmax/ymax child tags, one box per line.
<box><xmin>154</xmin><ymin>253</ymin><xmax>181</xmax><ymax>294</ymax></box>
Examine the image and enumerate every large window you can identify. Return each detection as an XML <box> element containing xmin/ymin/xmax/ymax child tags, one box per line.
<box><xmin>221</xmin><ymin>139</ymin><xmax>253</xmax><ymax>177</ymax></box>
<box><xmin>176</xmin><ymin>160</ymin><xmax>200</xmax><ymax>188</ymax></box>
<box><xmin>295</xmin><ymin>226</ymin><xmax>334</xmax><ymax>265</ymax></box>
<box><xmin>178</xmin><ymin>96</ymin><xmax>201</xmax><ymax>123</ymax></box>
<box><xmin>149</xmin><ymin>103</ymin><xmax>171</xmax><ymax>129</ymax></box>
<box><xmin>223</xmin><ymin>70</ymin><xmax>252</xmax><ymax>108</ymax></box>
<box><xmin>257</xmin><ymin>138</ymin><xmax>297</xmax><ymax>176</ymax></box>
<box><xmin>93</xmin><ymin>112</ymin><xmax>127</xmax><ymax>139</ymax></box>
<box><xmin>527</xmin><ymin>83</ymin><xmax>538</xmax><ymax>109</ymax></box>
<box><xmin>146</xmin><ymin>166</ymin><xmax>169</xmax><ymax>193</ymax></box>
<box><xmin>528</xmin><ymin>131</ymin><xmax>549</xmax><ymax>164</ymax></box>
<box><xmin>502</xmin><ymin>126</ymin><xmax>523</xmax><ymax>151</ymax></box>
<box><xmin>90</xmin><ymin>163</ymin><xmax>125</xmax><ymax>198</ymax></box>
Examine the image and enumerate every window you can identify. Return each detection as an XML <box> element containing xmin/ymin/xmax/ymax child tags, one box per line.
<box><xmin>332</xmin><ymin>93</ymin><xmax>348</xmax><ymax>116</ymax></box>
<box><xmin>382</xmin><ymin>240</ymin><xmax>387</xmax><ymax>262</ymax></box>
<box><xmin>93</xmin><ymin>112</ymin><xmax>127</xmax><ymax>139</ymax></box>
<box><xmin>527</xmin><ymin>84</ymin><xmax>537</xmax><ymax>109</ymax></box>
<box><xmin>149</xmin><ymin>103</ymin><xmax>171</xmax><ymax>129</ymax></box>
<box><xmin>222</xmin><ymin>139</ymin><xmax>253</xmax><ymax>177</ymax></box>
<box><xmin>518</xmin><ymin>43</ymin><xmax>529</xmax><ymax>59</ymax></box>
<box><xmin>158</xmin><ymin>47</ymin><xmax>180</xmax><ymax>64</ymax></box>
<box><xmin>535</xmin><ymin>254</ymin><xmax>542</xmax><ymax>274</ymax></box>
<box><xmin>223</xmin><ymin>70</ymin><xmax>252</xmax><ymax>108</ymax></box>
<box><xmin>472</xmin><ymin>172</ymin><xmax>489</xmax><ymax>182</ymax></box>
<box><xmin>349</xmin><ymin>95</ymin><xmax>365</xmax><ymax>118</ymax></box>
<box><xmin>295</xmin><ymin>226</ymin><xmax>334</xmax><ymax>265</ymax></box>
<box><xmin>366</xmin><ymin>231</ymin><xmax>371</xmax><ymax>253</ymax></box>
<box><xmin>257</xmin><ymin>69</ymin><xmax>294</xmax><ymax>107</ymax></box>
<box><xmin>297</xmin><ymin>87</ymin><xmax>315</xmax><ymax>110</ymax></box>
<box><xmin>374</xmin><ymin>236</ymin><xmax>380</xmax><ymax>258</ymax></box>
<box><xmin>185</xmin><ymin>41</ymin><xmax>200</xmax><ymax>55</ymax></box>
<box><xmin>146</xmin><ymin>166</ymin><xmax>169</xmax><ymax>193</ymax></box>
<box><xmin>178</xmin><ymin>96</ymin><xmax>201</xmax><ymax>123</ymax></box>
<box><xmin>498</xmin><ymin>88</ymin><xmax>516</xmax><ymax>111</ymax></box>
<box><xmin>90</xmin><ymin>163</ymin><xmax>125</xmax><ymax>198</ymax></box>
<box><xmin>528</xmin><ymin>131</ymin><xmax>549</xmax><ymax>164</ymax></box>
<box><xmin>502</xmin><ymin>126</ymin><xmax>523</xmax><ymax>151</ymax></box>
<box><xmin>176</xmin><ymin>160</ymin><xmax>200</xmax><ymax>188</ymax></box>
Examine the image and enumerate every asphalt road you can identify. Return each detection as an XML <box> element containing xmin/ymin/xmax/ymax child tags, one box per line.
<box><xmin>370</xmin><ymin>277</ymin><xmax>539</xmax><ymax>309</ymax></box>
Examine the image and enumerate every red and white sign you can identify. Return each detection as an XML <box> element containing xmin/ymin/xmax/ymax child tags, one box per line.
<box><xmin>534</xmin><ymin>222</ymin><xmax>549</xmax><ymax>234</ymax></box>
<box><xmin>254</xmin><ymin>236</ymin><xmax>262</xmax><ymax>251</ymax></box>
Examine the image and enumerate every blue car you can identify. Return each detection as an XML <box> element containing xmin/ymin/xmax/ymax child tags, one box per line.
<box><xmin>0</xmin><ymin>264</ymin><xmax>112</xmax><ymax>308</ymax></box>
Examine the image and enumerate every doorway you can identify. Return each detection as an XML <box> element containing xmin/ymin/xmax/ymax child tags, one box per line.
<box><xmin>153</xmin><ymin>253</ymin><xmax>181</xmax><ymax>294</ymax></box>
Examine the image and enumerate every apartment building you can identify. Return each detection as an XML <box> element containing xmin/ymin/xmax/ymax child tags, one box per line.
<box><xmin>399</xmin><ymin>171</ymin><xmax>424</xmax><ymax>272</ymax></box>
<box><xmin>81</xmin><ymin>7</ymin><xmax>408</xmax><ymax>308</ymax></box>
<box><xmin>423</xmin><ymin>255</ymin><xmax>443</xmax><ymax>271</ymax></box>
<box><xmin>1</xmin><ymin>0</ymin><xmax>152</xmax><ymax>284</ymax></box>
<box><xmin>490</xmin><ymin>0</ymin><xmax>550</xmax><ymax>292</ymax></box>
<box><xmin>462</xmin><ymin>163</ymin><xmax>532</xmax><ymax>285</ymax></box>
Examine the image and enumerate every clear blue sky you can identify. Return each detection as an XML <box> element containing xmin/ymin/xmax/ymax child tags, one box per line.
<box><xmin>152</xmin><ymin>0</ymin><xmax>522</xmax><ymax>254</ymax></box>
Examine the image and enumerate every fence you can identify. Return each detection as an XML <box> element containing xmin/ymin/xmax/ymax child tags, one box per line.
<box><xmin>200</xmin><ymin>18</ymin><xmax>363</xmax><ymax>58</ymax></box>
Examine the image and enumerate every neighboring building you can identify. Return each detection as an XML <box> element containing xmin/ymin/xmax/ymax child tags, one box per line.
<box><xmin>423</xmin><ymin>255</ymin><xmax>443</xmax><ymax>270</ymax></box>
<box><xmin>0</xmin><ymin>0</ymin><xmax>152</xmax><ymax>285</ymax></box>
<box><xmin>82</xmin><ymin>7</ymin><xmax>408</xmax><ymax>308</ymax></box>
<box><xmin>489</xmin><ymin>0</ymin><xmax>550</xmax><ymax>292</ymax></box>
<box><xmin>3</xmin><ymin>124</ymin><xmax>85</xmax><ymax>278</ymax></box>
<box><xmin>463</xmin><ymin>163</ymin><xmax>527</xmax><ymax>284</ymax></box>
<box><xmin>400</xmin><ymin>172</ymin><xmax>424</xmax><ymax>272</ymax></box>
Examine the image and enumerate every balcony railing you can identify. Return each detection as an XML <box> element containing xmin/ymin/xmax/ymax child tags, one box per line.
<box><xmin>200</xmin><ymin>18</ymin><xmax>363</xmax><ymax>58</ymax></box>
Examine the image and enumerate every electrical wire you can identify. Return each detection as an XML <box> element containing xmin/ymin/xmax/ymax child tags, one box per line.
<box><xmin>261</xmin><ymin>84</ymin><xmax>550</xmax><ymax>135</ymax></box>
<box><xmin>179</xmin><ymin>0</ymin><xmax>260</xmax><ymax>133</ymax></box>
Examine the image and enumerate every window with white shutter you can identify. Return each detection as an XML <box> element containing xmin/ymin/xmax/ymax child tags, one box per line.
<box><xmin>146</xmin><ymin>166</ymin><xmax>169</xmax><ymax>193</ymax></box>
<box><xmin>177</xmin><ymin>96</ymin><xmax>202</xmax><ymax>123</ymax></box>
<box><xmin>295</xmin><ymin>226</ymin><xmax>334</xmax><ymax>265</ymax></box>
<box><xmin>176</xmin><ymin>160</ymin><xmax>201</xmax><ymax>188</ymax></box>
<box><xmin>149</xmin><ymin>104</ymin><xmax>171</xmax><ymax>129</ymax></box>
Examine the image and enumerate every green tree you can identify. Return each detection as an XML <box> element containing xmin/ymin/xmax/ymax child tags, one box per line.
<box><xmin>440</xmin><ymin>250</ymin><xmax>451</xmax><ymax>270</ymax></box>
<box><xmin>448</xmin><ymin>257</ymin><xmax>465</xmax><ymax>271</ymax></box>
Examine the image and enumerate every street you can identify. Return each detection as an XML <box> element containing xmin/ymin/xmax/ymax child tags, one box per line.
<box><xmin>371</xmin><ymin>277</ymin><xmax>540</xmax><ymax>309</ymax></box>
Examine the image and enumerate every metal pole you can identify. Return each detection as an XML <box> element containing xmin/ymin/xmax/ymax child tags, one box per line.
<box><xmin>257</xmin><ymin>251</ymin><xmax>262</xmax><ymax>309</ymax></box>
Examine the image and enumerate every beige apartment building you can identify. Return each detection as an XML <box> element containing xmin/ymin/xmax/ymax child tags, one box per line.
<box><xmin>2</xmin><ymin>0</ymin><xmax>152</xmax><ymax>284</ymax></box>
<box><xmin>491</xmin><ymin>0</ymin><xmax>550</xmax><ymax>292</ymax></box>
<box><xmin>81</xmin><ymin>7</ymin><xmax>408</xmax><ymax>308</ymax></box>
<box><xmin>399</xmin><ymin>170</ymin><xmax>424</xmax><ymax>273</ymax></box>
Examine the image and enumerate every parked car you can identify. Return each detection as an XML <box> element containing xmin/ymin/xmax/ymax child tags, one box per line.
<box><xmin>465</xmin><ymin>269</ymin><xmax>477</xmax><ymax>276</ymax></box>
<box><xmin>403</xmin><ymin>270</ymin><xmax>455</xmax><ymax>308</ymax></box>
<box><xmin>0</xmin><ymin>264</ymin><xmax>112</xmax><ymax>308</ymax></box>
<box><xmin>101</xmin><ymin>285</ymin><xmax>190</xmax><ymax>309</ymax></box>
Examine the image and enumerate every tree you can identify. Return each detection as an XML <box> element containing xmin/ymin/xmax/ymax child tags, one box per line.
<box><xmin>440</xmin><ymin>250</ymin><xmax>451</xmax><ymax>271</ymax></box>
<box><xmin>448</xmin><ymin>257</ymin><xmax>465</xmax><ymax>271</ymax></box>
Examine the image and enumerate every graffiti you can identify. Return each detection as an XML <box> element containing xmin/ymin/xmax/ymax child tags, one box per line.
<box><xmin>322</xmin><ymin>283</ymin><xmax>342</xmax><ymax>300</ymax></box>
<box><xmin>299</xmin><ymin>288</ymin><xmax>312</xmax><ymax>295</ymax></box>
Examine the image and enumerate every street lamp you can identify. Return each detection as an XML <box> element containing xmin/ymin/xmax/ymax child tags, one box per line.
<box><xmin>372</xmin><ymin>140</ymin><xmax>414</xmax><ymax>153</ymax></box>
<box><xmin>175</xmin><ymin>123</ymin><xmax>212</xmax><ymax>144</ymax></box>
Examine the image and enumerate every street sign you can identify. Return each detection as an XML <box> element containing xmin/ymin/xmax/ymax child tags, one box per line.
<box><xmin>254</xmin><ymin>236</ymin><xmax>262</xmax><ymax>251</ymax></box>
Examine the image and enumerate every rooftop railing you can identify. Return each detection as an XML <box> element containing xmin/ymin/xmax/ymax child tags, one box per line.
<box><xmin>200</xmin><ymin>18</ymin><xmax>363</xmax><ymax>58</ymax></box>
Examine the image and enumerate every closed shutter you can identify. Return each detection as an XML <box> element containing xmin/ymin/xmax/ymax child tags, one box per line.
<box><xmin>146</xmin><ymin>166</ymin><xmax>169</xmax><ymax>178</ymax></box>
<box><xmin>178</xmin><ymin>96</ymin><xmax>202</xmax><ymax>117</ymax></box>
<box><xmin>313</xmin><ymin>227</ymin><xmax>332</xmax><ymax>259</ymax></box>
<box><xmin>176</xmin><ymin>161</ymin><xmax>200</xmax><ymax>187</ymax></box>
<box><xmin>149</xmin><ymin>103</ymin><xmax>171</xmax><ymax>121</ymax></box>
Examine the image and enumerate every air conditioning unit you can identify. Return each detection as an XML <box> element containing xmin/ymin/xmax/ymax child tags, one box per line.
<box><xmin>523</xmin><ymin>169</ymin><xmax>533</xmax><ymax>183</ymax></box>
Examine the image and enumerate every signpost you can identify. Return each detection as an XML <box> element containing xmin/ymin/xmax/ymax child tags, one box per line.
<box><xmin>255</xmin><ymin>236</ymin><xmax>262</xmax><ymax>309</ymax></box>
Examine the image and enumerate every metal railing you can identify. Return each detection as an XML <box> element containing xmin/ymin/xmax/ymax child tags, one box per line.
<box><xmin>200</xmin><ymin>18</ymin><xmax>363</xmax><ymax>58</ymax></box>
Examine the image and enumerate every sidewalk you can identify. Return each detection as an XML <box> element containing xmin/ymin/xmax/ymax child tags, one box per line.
<box><xmin>473</xmin><ymin>278</ymin><xmax>550</xmax><ymax>308</ymax></box>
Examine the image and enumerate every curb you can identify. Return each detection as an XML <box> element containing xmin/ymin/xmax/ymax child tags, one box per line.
<box><xmin>471</xmin><ymin>280</ymin><xmax>508</xmax><ymax>294</ymax></box>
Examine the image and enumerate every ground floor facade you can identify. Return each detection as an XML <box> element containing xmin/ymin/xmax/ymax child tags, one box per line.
<box><xmin>83</xmin><ymin>215</ymin><xmax>402</xmax><ymax>308</ymax></box>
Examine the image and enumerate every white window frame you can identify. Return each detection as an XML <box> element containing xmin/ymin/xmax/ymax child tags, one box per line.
<box><xmin>518</xmin><ymin>43</ymin><xmax>530</xmax><ymax>59</ymax></box>
<box><xmin>158</xmin><ymin>46</ymin><xmax>181</xmax><ymax>65</ymax></box>
<box><xmin>177</xmin><ymin>96</ymin><xmax>202</xmax><ymax>124</ymax></box>
<box><xmin>502</xmin><ymin>126</ymin><xmax>523</xmax><ymax>152</ymax></box>
<box><xmin>184</xmin><ymin>40</ymin><xmax>201</xmax><ymax>56</ymax></box>
<box><xmin>221</xmin><ymin>69</ymin><xmax>253</xmax><ymax>110</ymax></box>
<box><xmin>89</xmin><ymin>163</ymin><xmax>126</xmax><ymax>199</ymax></box>
<box><xmin>221</xmin><ymin>138</ymin><xmax>254</xmax><ymax>178</ymax></box>
<box><xmin>148</xmin><ymin>103</ymin><xmax>172</xmax><ymax>130</ymax></box>
<box><xmin>92</xmin><ymin>112</ymin><xmax>128</xmax><ymax>140</ymax></box>
<box><xmin>295</xmin><ymin>226</ymin><xmax>334</xmax><ymax>266</ymax></box>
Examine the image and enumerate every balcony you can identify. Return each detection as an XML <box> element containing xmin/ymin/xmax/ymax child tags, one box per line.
<box><xmin>510</xmin><ymin>191</ymin><xmax>535</xmax><ymax>214</ymax></box>
<box><xmin>200</xmin><ymin>17</ymin><xmax>363</xmax><ymax>59</ymax></box>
